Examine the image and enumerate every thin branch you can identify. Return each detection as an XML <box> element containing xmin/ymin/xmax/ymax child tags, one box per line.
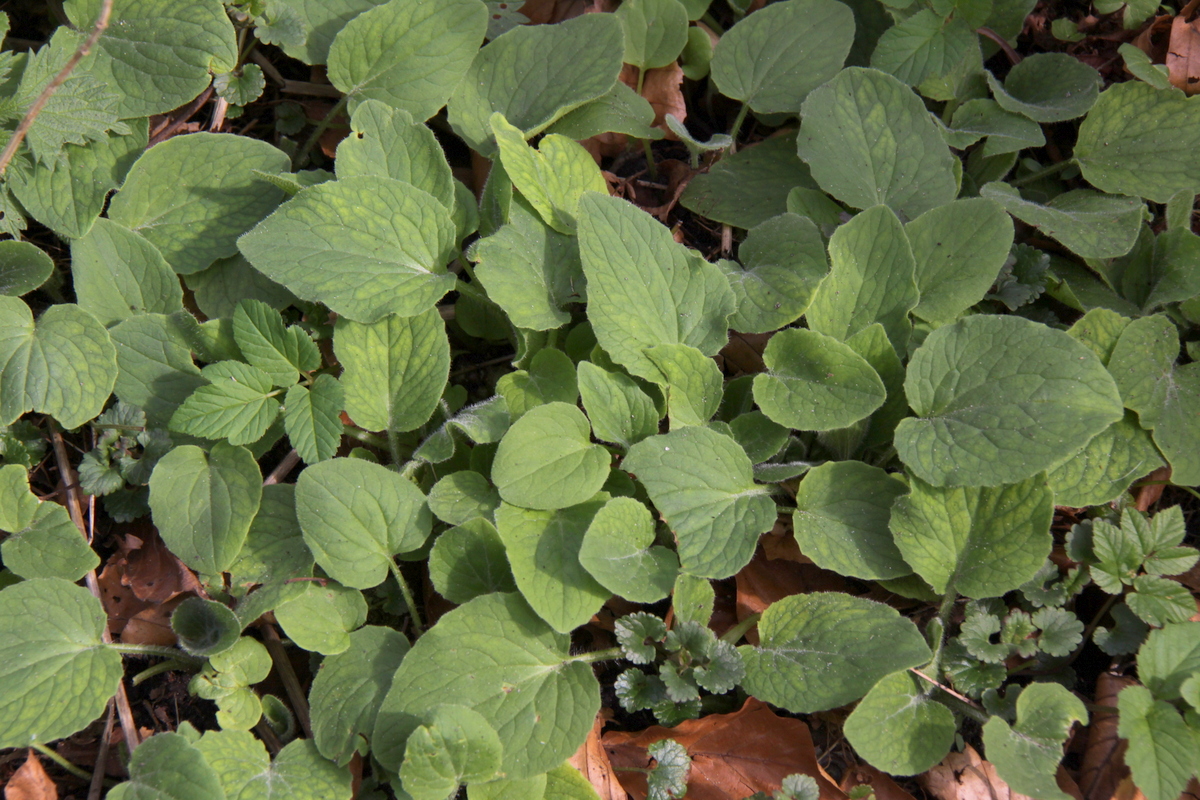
<box><xmin>87</xmin><ymin>702</ymin><xmax>114</xmax><ymax>800</ymax></box>
<box><xmin>148</xmin><ymin>86</ymin><xmax>214</xmax><ymax>146</ymax></box>
<box><xmin>258</xmin><ymin>622</ymin><xmax>314</xmax><ymax>738</ymax></box>
<box><xmin>0</xmin><ymin>0</ymin><xmax>113</xmax><ymax>179</ymax></box>
<box><xmin>263</xmin><ymin>449</ymin><xmax>301</xmax><ymax>486</ymax></box>
<box><xmin>977</xmin><ymin>27</ymin><xmax>1022</xmax><ymax>66</ymax></box>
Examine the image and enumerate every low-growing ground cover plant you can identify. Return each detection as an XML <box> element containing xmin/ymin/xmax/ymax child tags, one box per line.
<box><xmin>1</xmin><ymin>0</ymin><xmax>1200</xmax><ymax>797</ymax></box>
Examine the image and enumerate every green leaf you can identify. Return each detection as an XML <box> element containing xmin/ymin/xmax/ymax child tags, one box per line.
<box><xmin>239</xmin><ymin>176</ymin><xmax>457</xmax><ymax>323</ymax></box>
<box><xmin>792</xmin><ymin>461</ymin><xmax>909</xmax><ymax>580</ymax></box>
<box><xmin>109</xmin><ymin>314</ymin><xmax>205</xmax><ymax>427</ymax></box>
<box><xmin>1119</xmin><ymin>43</ymin><xmax>1172</xmax><ymax>90</ymax></box>
<box><xmin>415</xmin><ymin>396</ymin><xmax>511</xmax><ymax>463</ymax></box>
<box><xmin>284</xmin><ymin>376</ymin><xmax>344</xmax><ymax>465</ymax></box>
<box><xmin>1094</xmin><ymin>602</ymin><xmax>1149</xmax><ymax>656</ymax></box>
<box><xmin>579</xmin><ymin>497</ymin><xmax>679</xmax><ymax>603</ymax></box>
<box><xmin>1066</xmin><ymin>307</ymin><xmax>1132</xmax><ymax>366</ymax></box>
<box><xmin>1108</xmin><ymin>314</ymin><xmax>1200</xmax><ymax>484</ymax></box>
<box><xmin>71</xmin><ymin>219</ymin><xmax>182</xmax><ymax>327</ymax></box>
<box><xmin>492</xmin><ymin>402</ymin><xmax>609</xmax><ymax>511</ymax></box>
<box><xmin>980</xmin><ymin>183</ymin><xmax>1143</xmax><ymax>260</ymax></box>
<box><xmin>492</xmin><ymin>114</ymin><xmax>607</xmax><ymax>235</ymax></box>
<box><xmin>469</xmin><ymin>775</ymin><xmax>548</xmax><ymax>800</ymax></box>
<box><xmin>428</xmin><ymin>517</ymin><xmax>516</xmax><ymax>603</ymax></box>
<box><xmin>711</xmin><ymin>0</ymin><xmax>854</xmax><ymax>114</ymax></box>
<box><xmin>983</xmin><ymin>682</ymin><xmax>1087</xmax><ymax>800</ymax></box>
<box><xmin>108</xmin><ymin>732</ymin><xmax>225</xmax><ymax>800</ymax></box>
<box><xmin>546</xmin><ymin>763</ymin><xmax>604</xmax><ymax>800</ymax></box>
<box><xmin>328</xmin><ymin>0</ymin><xmax>486</xmax><ymax>120</ymax></box>
<box><xmin>428</xmin><ymin>471</ymin><xmax>500</xmax><ymax>526</ymax></box>
<box><xmin>473</xmin><ymin>197</ymin><xmax>585</xmax><ymax>331</ymax></box>
<box><xmin>275</xmin><ymin>580</ymin><xmax>367</xmax><ymax>655</ymax></box>
<box><xmin>0</xmin><ymin>467</ymin><xmax>99</xmax><ymax>581</ymax></box>
<box><xmin>624</xmin><ymin>426</ymin><xmax>774</xmax><ymax>579</ymax></box>
<box><xmin>310</xmin><ymin>625</ymin><xmax>409</xmax><ymax>766</ymax></box>
<box><xmin>797</xmin><ymin>67</ymin><xmax>958</xmax><ymax>220</ymax></box>
<box><xmin>376</xmin><ymin>592</ymin><xmax>600</xmax><ymax>778</ymax></box>
<box><xmin>1139</xmin><ymin>622</ymin><xmax>1200</xmax><ymax>702</ymax></box>
<box><xmin>495</xmin><ymin>499</ymin><xmax>611</xmax><ymax>633</ymax></box>
<box><xmin>295</xmin><ymin>457</ymin><xmax>431</xmax><ymax>589</ymax></box>
<box><xmin>807</xmin><ymin>204</ymin><xmax>918</xmax><ymax>351</ymax></box>
<box><xmin>1128</xmin><ymin>575</ymin><xmax>1195</xmax><ymax>627</ymax></box>
<box><xmin>543</xmin><ymin>82</ymin><xmax>662</xmax><ymax>141</ymax></box>
<box><xmin>895</xmin><ymin>315</ymin><xmax>1123</xmax><ymax>487</ymax></box>
<box><xmin>401</xmin><ymin>704</ymin><xmax>503</xmax><ymax>800</ymax></box>
<box><xmin>870</xmin><ymin>11</ymin><xmax>978</xmax><ymax>90</ymax></box>
<box><xmin>617</xmin><ymin>0</ymin><xmax>689</xmax><ymax>70</ymax></box>
<box><xmin>168</xmin><ymin>361</ymin><xmax>278</xmax><ymax>445</ymax></box>
<box><xmin>722</xmin><ymin>213</ymin><xmax>828</xmax><ymax>334</ymax></box>
<box><xmin>233</xmin><ymin>300</ymin><xmax>319</xmax><ymax>386</ymax></box>
<box><xmin>1117</xmin><ymin>685</ymin><xmax>1198</xmax><ymax>800</ymax></box>
<box><xmin>646</xmin><ymin>344</ymin><xmax>723</xmax><ymax>426</ymax></box>
<box><xmin>578</xmin><ymin>194</ymin><xmax>734</xmax><ymax>382</ymax></box>
<box><xmin>680</xmin><ymin>134</ymin><xmax>816</xmax><ymax>229</ymax></box>
<box><xmin>109</xmin><ymin>132</ymin><xmax>288</xmax><ymax>275</ymax></box>
<box><xmin>447</xmin><ymin>13</ymin><xmax>624</xmax><ymax>153</ymax></box>
<box><xmin>890</xmin><ymin>473</ymin><xmax>1053</xmax><ymax>598</ymax></box>
<box><xmin>335</xmin><ymin>308</ymin><xmax>449</xmax><ymax>433</ymax></box>
<box><xmin>149</xmin><ymin>442</ymin><xmax>262</xmax><ymax>575</ymax></box>
<box><xmin>0</xmin><ymin>241</ymin><xmax>52</xmax><ymax>298</ymax></box>
<box><xmin>214</xmin><ymin>64</ymin><xmax>265</xmax><ymax>106</ymax></box>
<box><xmin>228</xmin><ymin>484</ymin><xmax>313</xmax><ymax>587</ymax></box>
<box><xmin>577</xmin><ymin>361</ymin><xmax>660</xmax><ymax>450</ymax></box>
<box><xmin>171</xmin><ymin>597</ymin><xmax>242</xmax><ymax>657</ymax></box>
<box><xmin>0</xmin><ymin>578</ymin><xmax>123</xmax><ymax>748</ymax></box>
<box><xmin>646</xmin><ymin>739</ymin><xmax>691</xmax><ymax>800</ymax></box>
<box><xmin>729</xmin><ymin>411</ymin><xmax>789</xmax><ymax>463</ymax></box>
<box><xmin>497</xmin><ymin>348</ymin><xmax>579</xmax><ymax>420</ymax></box>
<box><xmin>907</xmin><ymin>198</ymin><xmax>1014</xmax><ymax>324</ymax></box>
<box><xmin>272</xmin><ymin>0</ymin><xmax>388</xmax><ymax>65</ymax></box>
<box><xmin>844</xmin><ymin>670</ymin><xmax>955</xmax><ymax>776</ymax></box>
<box><xmin>948</xmin><ymin>99</ymin><xmax>1045</xmax><ymax>157</ymax></box>
<box><xmin>0</xmin><ymin>298</ymin><xmax>117</xmax><ymax>428</ymax></box>
<box><xmin>66</xmin><ymin>0</ymin><xmax>236</xmax><ymax>117</ymax></box>
<box><xmin>986</xmin><ymin>53</ymin><xmax>1100</xmax><ymax>122</ymax></box>
<box><xmin>186</xmin><ymin>255</ymin><xmax>297</xmax><ymax>321</ymax></box>
<box><xmin>1047</xmin><ymin>412</ymin><xmax>1162</xmax><ymax>507</ymax></box>
<box><xmin>740</xmin><ymin>592</ymin><xmax>931</xmax><ymax>713</ymax></box>
<box><xmin>195</xmin><ymin>733</ymin><xmax>352</xmax><ymax>800</ymax></box>
<box><xmin>751</xmin><ymin>327</ymin><xmax>886</xmax><ymax>432</ymax></box>
<box><xmin>1075</xmin><ymin>82</ymin><xmax>1200</xmax><ymax>203</ymax></box>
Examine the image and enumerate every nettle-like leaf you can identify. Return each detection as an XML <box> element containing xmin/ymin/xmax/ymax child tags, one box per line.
<box><xmin>844</xmin><ymin>670</ymin><xmax>956</xmax><ymax>776</ymax></box>
<box><xmin>239</xmin><ymin>176</ymin><xmax>457</xmax><ymax>323</ymax></box>
<box><xmin>895</xmin><ymin>315</ymin><xmax>1123</xmax><ymax>487</ymax></box>
<box><xmin>376</xmin><ymin>592</ymin><xmax>600</xmax><ymax>779</ymax></box>
<box><xmin>448</xmin><ymin>13</ymin><xmax>624</xmax><ymax>153</ymax></box>
<box><xmin>327</xmin><ymin>0</ymin><xmax>486</xmax><ymax>120</ymax></box>
<box><xmin>983</xmin><ymin>682</ymin><xmax>1088</xmax><ymax>800</ymax></box>
<box><xmin>1117</xmin><ymin>685</ymin><xmax>1197</xmax><ymax>800</ymax></box>
<box><xmin>1138</xmin><ymin>622</ymin><xmax>1200</xmax><ymax>702</ymax></box>
<box><xmin>284</xmin><ymin>376</ymin><xmax>344</xmax><ymax>464</ymax></box>
<box><xmin>233</xmin><ymin>299</ymin><xmax>320</xmax><ymax>386</ymax></box>
<box><xmin>624</xmin><ymin>426</ymin><xmax>775</xmax><ymax>579</ymax></box>
<box><xmin>740</xmin><ymin>592</ymin><xmax>930</xmax><ymax>713</ymax></box>
<box><xmin>492</xmin><ymin>402</ymin><xmax>609</xmax><ymax>510</ymax></box>
<box><xmin>0</xmin><ymin>578</ymin><xmax>124</xmax><ymax>749</ymax></box>
<box><xmin>295</xmin><ymin>457</ymin><xmax>431</xmax><ymax>589</ymax></box>
<box><xmin>579</xmin><ymin>496</ymin><xmax>679</xmax><ymax>603</ymax></box>
<box><xmin>171</xmin><ymin>361</ymin><xmax>281</xmax><ymax>445</ymax></box>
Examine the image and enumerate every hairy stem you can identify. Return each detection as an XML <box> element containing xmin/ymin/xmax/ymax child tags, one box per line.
<box><xmin>727</xmin><ymin>103</ymin><xmax>750</xmax><ymax>153</ymax></box>
<box><xmin>565</xmin><ymin>647</ymin><xmax>624</xmax><ymax>664</ymax></box>
<box><xmin>109</xmin><ymin>643</ymin><xmax>203</xmax><ymax>664</ymax></box>
<box><xmin>32</xmin><ymin>743</ymin><xmax>99</xmax><ymax>783</ymax></box>
<box><xmin>258</xmin><ymin>622</ymin><xmax>314</xmax><ymax>738</ymax></box>
<box><xmin>388</xmin><ymin>558</ymin><xmax>425</xmax><ymax>636</ymax></box>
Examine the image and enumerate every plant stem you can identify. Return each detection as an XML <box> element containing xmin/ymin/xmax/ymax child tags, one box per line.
<box><xmin>110</xmin><ymin>643</ymin><xmax>204</xmax><ymax>664</ymax></box>
<box><xmin>727</xmin><ymin>103</ymin><xmax>750</xmax><ymax>153</ymax></box>
<box><xmin>720</xmin><ymin>612</ymin><xmax>762</xmax><ymax>645</ymax></box>
<box><xmin>565</xmin><ymin>647</ymin><xmax>624</xmax><ymax>664</ymax></box>
<box><xmin>387</xmin><ymin>426</ymin><xmax>406</xmax><ymax>469</ymax></box>
<box><xmin>292</xmin><ymin>93</ymin><xmax>348</xmax><ymax>170</ymax></box>
<box><xmin>926</xmin><ymin>591</ymin><xmax>958</xmax><ymax>680</ymax></box>
<box><xmin>258</xmin><ymin>622</ymin><xmax>314</xmax><ymax>738</ymax></box>
<box><xmin>643</xmin><ymin>138</ymin><xmax>657</xmax><ymax>181</ymax></box>
<box><xmin>31</xmin><ymin>743</ymin><xmax>96</xmax><ymax>783</ymax></box>
<box><xmin>131</xmin><ymin>659</ymin><xmax>194</xmax><ymax>686</ymax></box>
<box><xmin>1008</xmin><ymin>159</ymin><xmax>1075</xmax><ymax>188</ymax></box>
<box><xmin>343</xmin><ymin>425</ymin><xmax>388</xmax><ymax>450</ymax></box>
<box><xmin>388</xmin><ymin>558</ymin><xmax>425</xmax><ymax>636</ymax></box>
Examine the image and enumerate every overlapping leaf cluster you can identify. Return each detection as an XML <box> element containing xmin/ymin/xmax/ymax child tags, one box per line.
<box><xmin>1</xmin><ymin>0</ymin><xmax>1199</xmax><ymax>797</ymax></box>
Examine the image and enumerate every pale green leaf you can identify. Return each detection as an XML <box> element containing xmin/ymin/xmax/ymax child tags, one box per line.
<box><xmin>107</xmin><ymin>732</ymin><xmax>224</xmax><ymax>800</ymax></box>
<box><xmin>186</xmin><ymin>255</ymin><xmax>297</xmax><ymax>321</ymax></box>
<box><xmin>624</xmin><ymin>426</ymin><xmax>774</xmax><ymax>579</ymax></box>
<box><xmin>492</xmin><ymin>402</ymin><xmax>609</xmax><ymax>511</ymax></box>
<box><xmin>195</xmin><ymin>733</ymin><xmax>352</xmax><ymax>800</ymax></box>
<box><xmin>497</xmin><ymin>348</ymin><xmax>579</xmax><ymax>420</ymax></box>
<box><xmin>895</xmin><ymin>315</ymin><xmax>1124</xmax><ymax>487</ymax></box>
<box><xmin>729</xmin><ymin>411</ymin><xmax>788</xmax><ymax>463</ymax></box>
<box><xmin>1118</xmin><ymin>43</ymin><xmax>1172</xmax><ymax>90</ymax></box>
<box><xmin>428</xmin><ymin>517</ymin><xmax>516</xmax><ymax>603</ymax></box>
<box><xmin>109</xmin><ymin>313</ymin><xmax>204</xmax><ymax>427</ymax></box>
<box><xmin>870</xmin><ymin>11</ymin><xmax>978</xmax><ymax>90</ymax></box>
<box><xmin>948</xmin><ymin>99</ymin><xmax>1045</xmax><ymax>157</ymax></box>
<box><xmin>546</xmin><ymin>763</ymin><xmax>603</xmax><ymax>800</ymax></box>
<box><xmin>1138</xmin><ymin>622</ymin><xmax>1200</xmax><ymax>702</ymax></box>
<box><xmin>986</xmin><ymin>53</ymin><xmax>1100</xmax><ymax>122</ymax></box>
<box><xmin>170</xmin><ymin>361</ymin><xmax>280</xmax><ymax>446</ymax></box>
<box><xmin>617</xmin><ymin>0</ymin><xmax>689</xmax><ymax>70</ymax></box>
<box><xmin>543</xmin><ymin>82</ymin><xmax>662</xmax><ymax>142</ymax></box>
<box><xmin>233</xmin><ymin>299</ymin><xmax>320</xmax><ymax>386</ymax></box>
<box><xmin>1047</xmin><ymin>412</ymin><xmax>1162</xmax><ymax>507</ymax></box>
<box><xmin>983</xmin><ymin>682</ymin><xmax>1088</xmax><ymax>800</ymax></box>
<box><xmin>646</xmin><ymin>344</ymin><xmax>723</xmax><ymax>427</ymax></box>
<box><xmin>428</xmin><ymin>471</ymin><xmax>500</xmax><ymax>526</ymax></box>
<box><xmin>680</xmin><ymin>133</ymin><xmax>816</xmax><ymax>229</ymax></box>
<box><xmin>1117</xmin><ymin>685</ymin><xmax>1198</xmax><ymax>800</ymax></box>
<box><xmin>469</xmin><ymin>775</ymin><xmax>547</xmax><ymax>800</ymax></box>
<box><xmin>402</xmin><ymin>704</ymin><xmax>503</xmax><ymax>800</ymax></box>
<box><xmin>275</xmin><ymin>580</ymin><xmax>367</xmax><ymax>655</ymax></box>
<box><xmin>844</xmin><ymin>671</ymin><xmax>955</xmax><ymax>776</ymax></box>
<box><xmin>414</xmin><ymin>396</ymin><xmax>511</xmax><ymax>463</ymax></box>
<box><xmin>0</xmin><ymin>495</ymin><xmax>98</xmax><ymax>581</ymax></box>
<box><xmin>273</xmin><ymin>0</ymin><xmax>389</xmax><ymax>65</ymax></box>
<box><xmin>70</xmin><ymin>219</ymin><xmax>182</xmax><ymax>327</ymax></box>
<box><xmin>228</xmin><ymin>484</ymin><xmax>313</xmax><ymax>587</ymax></box>
<box><xmin>284</xmin><ymin>376</ymin><xmax>344</xmax><ymax>464</ymax></box>
<box><xmin>722</xmin><ymin>213</ymin><xmax>828</xmax><ymax>334</ymax></box>
<box><xmin>577</xmin><ymin>361</ymin><xmax>660</xmax><ymax>450</ymax></box>
<box><xmin>214</xmin><ymin>64</ymin><xmax>265</xmax><ymax>106</ymax></box>
<box><xmin>579</xmin><ymin>496</ymin><xmax>679</xmax><ymax>603</ymax></box>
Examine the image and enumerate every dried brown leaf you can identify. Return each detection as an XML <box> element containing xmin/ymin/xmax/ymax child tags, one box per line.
<box><xmin>570</xmin><ymin>712</ymin><xmax>627</xmax><ymax>800</ymax></box>
<box><xmin>923</xmin><ymin>745</ymin><xmax>1044</xmax><ymax>800</ymax></box>
<box><xmin>620</xmin><ymin>63</ymin><xmax>686</xmax><ymax>139</ymax></box>
<box><xmin>4</xmin><ymin>752</ymin><xmax>57</xmax><ymax>800</ymax></box>
<box><xmin>840</xmin><ymin>763</ymin><xmax>918</xmax><ymax>800</ymax></box>
<box><xmin>1080</xmin><ymin>672</ymin><xmax>1135</xmax><ymax>800</ymax></box>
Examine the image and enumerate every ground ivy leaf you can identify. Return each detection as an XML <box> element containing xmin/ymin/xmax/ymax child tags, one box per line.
<box><xmin>428</xmin><ymin>471</ymin><xmax>500</xmax><ymax>526</ymax></box>
<box><xmin>447</xmin><ymin>13</ymin><xmax>623</xmax><ymax>154</ymax></box>
<box><xmin>473</xmin><ymin>196</ymin><xmax>585</xmax><ymax>331</ymax></box>
<box><xmin>428</xmin><ymin>517</ymin><xmax>516</xmax><ymax>603</ymax></box>
<box><xmin>797</xmin><ymin>67</ymin><xmax>958</xmax><ymax>220</ymax></box>
<box><xmin>495</xmin><ymin>499</ymin><xmax>612</xmax><ymax>633</ymax></box>
<box><xmin>335</xmin><ymin>307</ymin><xmax>449</xmax><ymax>433</ymax></box>
<box><xmin>646</xmin><ymin>344</ymin><xmax>723</xmax><ymax>427</ymax></box>
<box><xmin>1076</xmin><ymin>82</ymin><xmax>1200</xmax><ymax>203</ymax></box>
<box><xmin>807</xmin><ymin>204</ymin><xmax>918</xmax><ymax>351</ymax></box>
<box><xmin>710</xmin><ymin>0</ymin><xmax>854</xmax><ymax>114</ymax></box>
<box><xmin>0</xmin><ymin>578</ymin><xmax>124</xmax><ymax>749</ymax></box>
<box><xmin>578</xmin><ymin>194</ymin><xmax>735</xmax><ymax>382</ymax></box>
<box><xmin>70</xmin><ymin>218</ymin><xmax>182</xmax><ymax>326</ymax></box>
<box><xmin>375</xmin><ymin>592</ymin><xmax>600</xmax><ymax>778</ymax></box>
<box><xmin>578</xmin><ymin>361</ymin><xmax>660</xmax><ymax>450</ymax></box>
<box><xmin>579</xmin><ymin>496</ymin><xmax>679</xmax><ymax>603</ymax></box>
<box><xmin>496</xmin><ymin>349</ymin><xmax>578</xmax><ymax>420</ymax></box>
<box><xmin>492</xmin><ymin>402</ymin><xmax>609</xmax><ymax>511</ymax></box>
<box><xmin>870</xmin><ymin>11</ymin><xmax>977</xmax><ymax>90</ymax></box>
<box><xmin>234</xmin><ymin>299</ymin><xmax>319</xmax><ymax>386</ymax></box>
<box><xmin>284</xmin><ymin>376</ymin><xmax>344</xmax><ymax>464</ymax></box>
<box><xmin>722</xmin><ymin>213</ymin><xmax>828</xmax><ymax>334</ymax></box>
<box><xmin>890</xmin><ymin>472</ymin><xmax>1053</xmax><ymax>598</ymax></box>
<box><xmin>680</xmin><ymin>134</ymin><xmax>816</xmax><ymax>229</ymax></box>
<box><xmin>983</xmin><ymin>682</ymin><xmax>1087</xmax><ymax>800</ymax></box>
<box><xmin>109</xmin><ymin>314</ymin><xmax>205</xmax><ymax>427</ymax></box>
<box><xmin>895</xmin><ymin>314</ymin><xmax>1123</xmax><ymax>487</ymax></box>
<box><xmin>986</xmin><ymin>53</ymin><xmax>1100</xmax><ymax>122</ymax></box>
<box><xmin>275</xmin><ymin>580</ymin><xmax>367</xmax><ymax>655</ymax></box>
<box><xmin>228</xmin><ymin>484</ymin><xmax>313</xmax><ymax>587</ymax></box>
<box><xmin>752</xmin><ymin>327</ymin><xmax>886</xmax><ymax>433</ymax></box>
<box><xmin>739</xmin><ymin>592</ymin><xmax>930</xmax><ymax>713</ymax></box>
<box><xmin>1047</xmin><ymin>411</ymin><xmax>1162</xmax><ymax>507</ymax></box>
<box><xmin>239</xmin><ymin>176</ymin><xmax>457</xmax><ymax>323</ymax></box>
<box><xmin>792</xmin><ymin>461</ymin><xmax>910</xmax><ymax>580</ymax></box>
<box><xmin>624</xmin><ymin>426</ymin><xmax>774</xmax><ymax>579</ymax></box>
<box><xmin>65</xmin><ymin>0</ymin><xmax>237</xmax><ymax>117</ymax></box>
<box><xmin>981</xmin><ymin>182</ymin><xmax>1143</xmax><ymax>260</ymax></box>
<box><xmin>107</xmin><ymin>732</ymin><xmax>225</xmax><ymax>800</ymax></box>
<box><xmin>1117</xmin><ymin>685</ymin><xmax>1197</xmax><ymax>800</ymax></box>
<box><xmin>0</xmin><ymin>297</ymin><xmax>116</xmax><ymax>428</ymax></box>
<box><xmin>491</xmin><ymin>113</ymin><xmax>607</xmax><ymax>234</ymax></box>
<box><xmin>109</xmin><ymin>133</ymin><xmax>288</xmax><ymax>275</ymax></box>
<box><xmin>149</xmin><ymin>442</ymin><xmax>262</xmax><ymax>575</ymax></box>
<box><xmin>1108</xmin><ymin>314</ymin><xmax>1200</xmax><ymax>485</ymax></box>
<box><xmin>844</xmin><ymin>670</ymin><xmax>955</xmax><ymax>776</ymax></box>
<box><xmin>295</xmin><ymin>457</ymin><xmax>431</xmax><ymax>589</ymax></box>
<box><xmin>906</xmin><ymin>198</ymin><xmax>1013</xmax><ymax>324</ymax></box>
